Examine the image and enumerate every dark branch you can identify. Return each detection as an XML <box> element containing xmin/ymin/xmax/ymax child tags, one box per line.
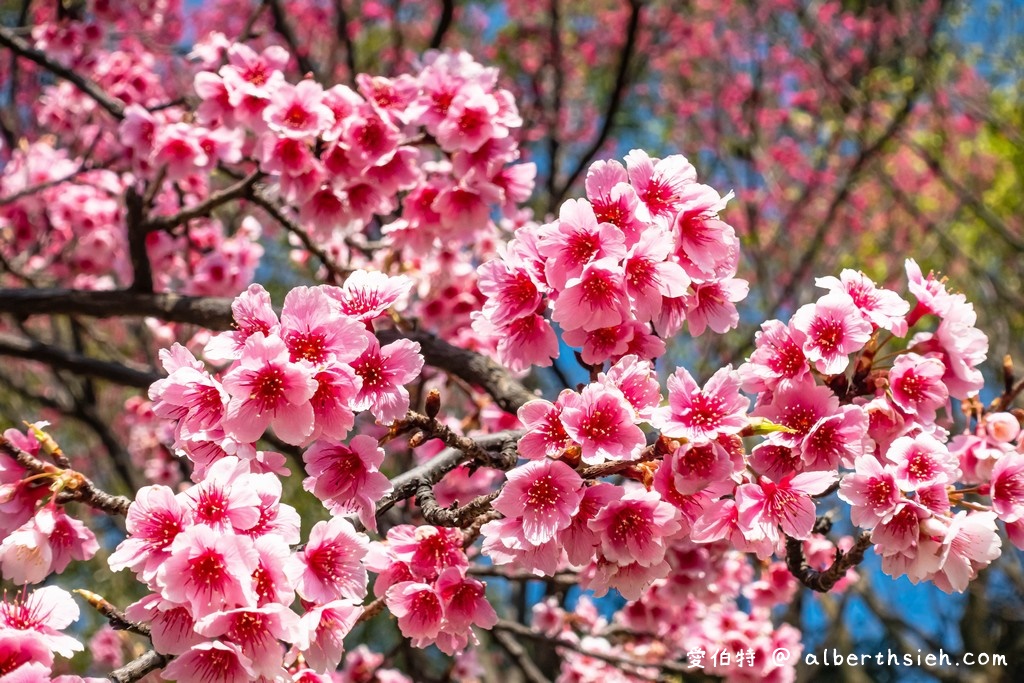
<box><xmin>144</xmin><ymin>171</ymin><xmax>262</xmax><ymax>234</ymax></box>
<box><xmin>415</xmin><ymin>483</ymin><xmax>499</xmax><ymax>527</ymax></box>
<box><xmin>265</xmin><ymin>0</ymin><xmax>321</xmax><ymax>80</ymax></box>
<box><xmin>0</xmin><ymin>289</ymin><xmax>235</xmax><ymax>329</ymax></box>
<box><xmin>0</xmin><ymin>24</ymin><xmax>126</xmax><ymax>119</ymax></box>
<box><xmin>429</xmin><ymin>0</ymin><xmax>456</xmax><ymax>49</ymax></box>
<box><xmin>375</xmin><ymin>429</ymin><xmax>522</xmax><ymax>517</ymax></box>
<box><xmin>377</xmin><ymin>328</ymin><xmax>536</xmax><ymax>414</ymax></box>
<box><xmin>250</xmin><ymin>187</ymin><xmax>351</xmax><ymax>283</ymax></box>
<box><xmin>493</xmin><ymin>629</ymin><xmax>553</xmax><ymax>683</ymax></box>
<box><xmin>551</xmin><ymin>0</ymin><xmax>643</xmax><ymax>208</ymax></box>
<box><xmin>0</xmin><ymin>332</ymin><xmax>160</xmax><ymax>389</ymax></box>
<box><xmin>0</xmin><ymin>433</ymin><xmax>132</xmax><ymax>516</ymax></box>
<box><xmin>785</xmin><ymin>530</ymin><xmax>872</xmax><ymax>593</ymax></box>
<box><xmin>107</xmin><ymin>650</ymin><xmax>169</xmax><ymax>683</ymax></box>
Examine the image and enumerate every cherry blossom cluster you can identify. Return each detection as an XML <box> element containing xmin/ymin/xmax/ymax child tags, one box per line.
<box><xmin>473</xmin><ymin>150</ymin><xmax>749</xmax><ymax>371</ymax></box>
<box><xmin>148</xmin><ymin>274</ymin><xmax>419</xmax><ymax>484</ymax></box>
<box><xmin>530</xmin><ymin>542</ymin><xmax>805</xmax><ymax>682</ymax></box>
<box><xmin>107</xmin><ymin>459</ymin><xmax>369</xmax><ymax>680</ymax></box>
<box><xmin>0</xmin><ymin>427</ymin><xmax>98</xmax><ymax>587</ymax></box>
<box><xmin>171</xmin><ymin>42</ymin><xmax>533</xmax><ymax>252</ymax></box>
<box><xmin>0</xmin><ymin>585</ymin><xmax>96</xmax><ymax>682</ymax></box>
<box><xmin>366</xmin><ymin>525</ymin><xmax>497</xmax><ymax>654</ymax></box>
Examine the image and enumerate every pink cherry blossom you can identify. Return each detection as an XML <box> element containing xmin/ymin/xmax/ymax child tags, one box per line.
<box><xmin>298</xmin><ymin>600</ymin><xmax>362</xmax><ymax>674</ymax></box>
<box><xmin>538</xmin><ymin>198</ymin><xmax>626</xmax><ymax>290</ymax></box>
<box><xmin>0</xmin><ymin>586</ymin><xmax>81</xmax><ymax>658</ymax></box>
<box><xmin>624</xmin><ymin>149</ymin><xmax>697</xmax><ymax>224</ymax></box>
<box><xmin>491</xmin><ymin>459</ymin><xmax>585</xmax><ymax>545</ymax></box>
<box><xmin>815</xmin><ymin>269</ymin><xmax>909</xmax><ymax>335</ymax></box>
<box><xmin>385</xmin><ymin>582</ymin><xmax>444</xmax><ymax>648</ymax></box>
<box><xmin>790</xmin><ymin>292</ymin><xmax>872</xmax><ymax>375</ymax></box>
<box><xmin>738</xmin><ymin>320</ymin><xmax>810</xmax><ymax>393</ymax></box>
<box><xmin>683</xmin><ymin>278</ymin><xmax>748</xmax><ymax>337</ymax></box>
<box><xmin>330</xmin><ymin>270</ymin><xmax>412</xmax><ymax>323</ymax></box>
<box><xmin>279</xmin><ymin>286</ymin><xmax>370</xmax><ymax>365</ymax></box>
<box><xmin>157</xmin><ymin>525</ymin><xmax>259</xmax><ymax>619</ymax></box>
<box><xmin>264</xmin><ymin>80</ymin><xmax>334</xmax><ymax>139</ymax></box>
<box><xmin>888</xmin><ymin>353</ymin><xmax>948</xmax><ymax>421</ymax></box>
<box><xmin>108</xmin><ymin>484</ymin><xmax>190</xmax><ymax>580</ymax></box>
<box><xmin>551</xmin><ymin>258</ymin><xmax>630</xmax><ymax>332</ymax></box>
<box><xmin>349</xmin><ymin>337</ymin><xmax>424</xmax><ymax>424</ymax></box>
<box><xmin>885</xmin><ymin>433</ymin><xmax>959</xmax><ymax>490</ymax></box>
<box><xmin>160</xmin><ymin>640</ymin><xmax>256</xmax><ymax>683</ymax></box>
<box><xmin>838</xmin><ymin>455</ymin><xmax>903</xmax><ymax>529</ymax></box>
<box><xmin>588</xmin><ymin>488</ymin><xmax>681</xmax><ymax>567</ymax></box>
<box><xmin>387</xmin><ymin>525</ymin><xmax>467</xmax><ymax>583</ymax></box>
<box><xmin>296</xmin><ymin>517</ymin><xmax>369</xmax><ymax>603</ymax></box>
<box><xmin>516</xmin><ymin>398</ymin><xmax>572</xmax><ymax>460</ymax></box>
<box><xmin>990</xmin><ymin>453</ymin><xmax>1024</xmax><ymax>523</ymax></box>
<box><xmin>736</xmin><ymin>471</ymin><xmax>838</xmax><ymax>542</ymax></box>
<box><xmin>221</xmin><ymin>332</ymin><xmax>318</xmax><ymax>445</ymax></box>
<box><xmin>654</xmin><ymin>365</ymin><xmax>748</xmax><ymax>443</ymax></box>
<box><xmin>436</xmin><ymin>567</ymin><xmax>497</xmax><ymax>633</ymax></box>
<box><xmin>303</xmin><ymin>435</ymin><xmax>391</xmax><ymax>531</ymax></box>
<box><xmin>194</xmin><ymin>604</ymin><xmax>299</xmax><ymax>678</ymax></box>
<box><xmin>559</xmin><ymin>384</ymin><xmax>645</xmax><ymax>464</ymax></box>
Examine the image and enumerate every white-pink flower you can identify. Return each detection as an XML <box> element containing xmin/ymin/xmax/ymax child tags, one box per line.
<box><xmin>303</xmin><ymin>435</ymin><xmax>392</xmax><ymax>531</ymax></box>
<box><xmin>296</xmin><ymin>517</ymin><xmax>369</xmax><ymax>603</ymax></box>
<box><xmin>790</xmin><ymin>292</ymin><xmax>872</xmax><ymax>375</ymax></box>
<box><xmin>654</xmin><ymin>365</ymin><xmax>748</xmax><ymax>443</ymax></box>
<box><xmin>222</xmin><ymin>332</ymin><xmax>318</xmax><ymax>445</ymax></box>
<box><xmin>736</xmin><ymin>471</ymin><xmax>838</xmax><ymax>542</ymax></box>
<box><xmin>588</xmin><ymin>488</ymin><xmax>681</xmax><ymax>566</ymax></box>
<box><xmin>491</xmin><ymin>459</ymin><xmax>585</xmax><ymax>545</ymax></box>
<box><xmin>559</xmin><ymin>384</ymin><xmax>645</xmax><ymax>463</ymax></box>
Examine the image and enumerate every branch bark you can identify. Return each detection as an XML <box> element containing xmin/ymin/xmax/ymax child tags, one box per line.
<box><xmin>0</xmin><ymin>24</ymin><xmax>126</xmax><ymax>119</ymax></box>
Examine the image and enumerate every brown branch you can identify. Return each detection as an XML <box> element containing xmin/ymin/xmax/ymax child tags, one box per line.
<box><xmin>0</xmin><ymin>288</ymin><xmax>235</xmax><ymax>329</ymax></box>
<box><xmin>429</xmin><ymin>0</ymin><xmax>456</xmax><ymax>50</ymax></box>
<box><xmin>550</xmin><ymin>0</ymin><xmax>643</xmax><ymax>209</ymax></box>
<box><xmin>264</xmin><ymin>0</ymin><xmax>321</xmax><ymax>80</ymax></box>
<box><xmin>785</xmin><ymin>529</ymin><xmax>872</xmax><ymax>593</ymax></box>
<box><xmin>75</xmin><ymin>589</ymin><xmax>151</xmax><ymax>637</ymax></box>
<box><xmin>493</xmin><ymin>629</ymin><xmax>553</xmax><ymax>683</ymax></box>
<box><xmin>377</xmin><ymin>328</ymin><xmax>536</xmax><ymax>414</ymax></box>
<box><xmin>0</xmin><ymin>24</ymin><xmax>126</xmax><ymax>119</ymax></box>
<box><xmin>333</xmin><ymin>0</ymin><xmax>358</xmax><ymax>86</ymax></box>
<box><xmin>468</xmin><ymin>566</ymin><xmax>579</xmax><ymax>588</ymax></box>
<box><xmin>374</xmin><ymin>429</ymin><xmax>522</xmax><ymax>518</ymax></box>
<box><xmin>0</xmin><ymin>289</ymin><xmax>537</xmax><ymax>413</ymax></box>
<box><xmin>125</xmin><ymin>187</ymin><xmax>153</xmax><ymax>292</ymax></box>
<box><xmin>492</xmin><ymin>618</ymin><xmax>687</xmax><ymax>677</ymax></box>
<box><xmin>0</xmin><ymin>332</ymin><xmax>160</xmax><ymax>389</ymax></box>
<box><xmin>250</xmin><ymin>187</ymin><xmax>351</xmax><ymax>283</ymax></box>
<box><xmin>393</xmin><ymin>410</ymin><xmax>493</xmax><ymax>462</ymax></box>
<box><xmin>107</xmin><ymin>650</ymin><xmax>169</xmax><ymax>683</ymax></box>
<box><xmin>415</xmin><ymin>483</ymin><xmax>499</xmax><ymax>527</ymax></box>
<box><xmin>0</xmin><ymin>433</ymin><xmax>132</xmax><ymax>516</ymax></box>
<box><xmin>144</xmin><ymin>171</ymin><xmax>262</xmax><ymax>234</ymax></box>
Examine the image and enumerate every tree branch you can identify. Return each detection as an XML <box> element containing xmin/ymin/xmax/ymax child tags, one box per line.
<box><xmin>264</xmin><ymin>0</ymin><xmax>321</xmax><ymax>80</ymax></box>
<box><xmin>0</xmin><ymin>24</ymin><xmax>126</xmax><ymax>119</ymax></box>
<box><xmin>107</xmin><ymin>650</ymin><xmax>169</xmax><ymax>683</ymax></box>
<box><xmin>0</xmin><ymin>332</ymin><xmax>160</xmax><ymax>389</ymax></box>
<box><xmin>550</xmin><ymin>0</ymin><xmax>643</xmax><ymax>209</ymax></box>
<box><xmin>0</xmin><ymin>289</ymin><xmax>235</xmax><ymax>329</ymax></box>
<box><xmin>0</xmin><ymin>433</ymin><xmax>132</xmax><ymax>516</ymax></box>
<box><xmin>429</xmin><ymin>0</ymin><xmax>456</xmax><ymax>50</ymax></box>
<box><xmin>144</xmin><ymin>171</ymin><xmax>262</xmax><ymax>234</ymax></box>
<box><xmin>377</xmin><ymin>328</ymin><xmax>536</xmax><ymax>414</ymax></box>
<box><xmin>785</xmin><ymin>529</ymin><xmax>872</xmax><ymax>593</ymax></box>
<box><xmin>375</xmin><ymin>429</ymin><xmax>523</xmax><ymax>517</ymax></box>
